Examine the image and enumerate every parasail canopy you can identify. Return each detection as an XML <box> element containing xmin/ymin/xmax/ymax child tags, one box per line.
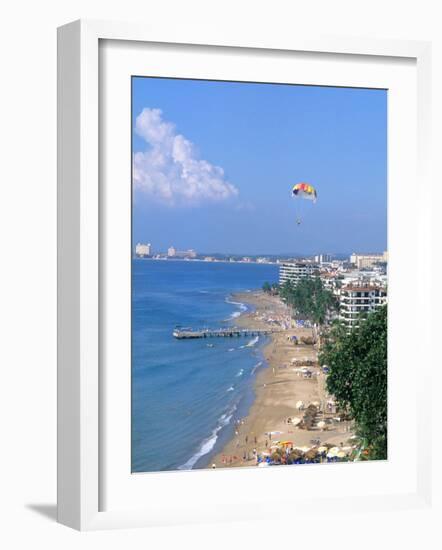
<box><xmin>292</xmin><ymin>182</ymin><xmax>317</xmax><ymax>202</ymax></box>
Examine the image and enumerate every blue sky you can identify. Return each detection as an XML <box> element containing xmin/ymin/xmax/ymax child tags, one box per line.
<box><xmin>132</xmin><ymin>77</ymin><xmax>387</xmax><ymax>256</ymax></box>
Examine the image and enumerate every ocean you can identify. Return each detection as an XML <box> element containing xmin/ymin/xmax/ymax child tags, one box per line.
<box><xmin>131</xmin><ymin>259</ymin><xmax>279</xmax><ymax>472</ymax></box>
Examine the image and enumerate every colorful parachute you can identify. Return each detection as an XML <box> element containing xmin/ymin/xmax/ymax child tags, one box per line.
<box><xmin>292</xmin><ymin>182</ymin><xmax>317</xmax><ymax>202</ymax></box>
<box><xmin>291</xmin><ymin>182</ymin><xmax>317</xmax><ymax>225</ymax></box>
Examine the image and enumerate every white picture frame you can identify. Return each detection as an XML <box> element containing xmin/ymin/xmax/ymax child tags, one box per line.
<box><xmin>57</xmin><ymin>19</ymin><xmax>432</xmax><ymax>531</ymax></box>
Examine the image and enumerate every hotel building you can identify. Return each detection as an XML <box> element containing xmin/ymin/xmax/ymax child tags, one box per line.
<box><xmin>167</xmin><ymin>246</ymin><xmax>197</xmax><ymax>259</ymax></box>
<box><xmin>135</xmin><ymin>242</ymin><xmax>152</xmax><ymax>257</ymax></box>
<box><xmin>339</xmin><ymin>284</ymin><xmax>387</xmax><ymax>329</ymax></box>
<box><xmin>349</xmin><ymin>252</ymin><xmax>388</xmax><ymax>270</ymax></box>
<box><xmin>279</xmin><ymin>262</ymin><xmax>318</xmax><ymax>286</ymax></box>
<box><xmin>314</xmin><ymin>253</ymin><xmax>333</xmax><ymax>264</ymax></box>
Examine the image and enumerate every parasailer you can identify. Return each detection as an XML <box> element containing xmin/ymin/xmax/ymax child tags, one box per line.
<box><xmin>292</xmin><ymin>182</ymin><xmax>317</xmax><ymax>225</ymax></box>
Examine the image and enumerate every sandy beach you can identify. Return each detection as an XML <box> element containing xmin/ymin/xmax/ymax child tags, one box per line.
<box><xmin>212</xmin><ymin>291</ymin><xmax>354</xmax><ymax>468</ymax></box>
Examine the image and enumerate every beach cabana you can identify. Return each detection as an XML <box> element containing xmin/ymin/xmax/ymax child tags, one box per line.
<box><xmin>305</xmin><ymin>449</ymin><xmax>319</xmax><ymax>461</ymax></box>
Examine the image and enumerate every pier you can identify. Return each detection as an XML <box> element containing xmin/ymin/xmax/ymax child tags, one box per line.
<box><xmin>173</xmin><ymin>327</ymin><xmax>282</xmax><ymax>339</ymax></box>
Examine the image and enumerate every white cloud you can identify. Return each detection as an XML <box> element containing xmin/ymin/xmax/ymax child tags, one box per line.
<box><xmin>133</xmin><ymin>108</ymin><xmax>238</xmax><ymax>206</ymax></box>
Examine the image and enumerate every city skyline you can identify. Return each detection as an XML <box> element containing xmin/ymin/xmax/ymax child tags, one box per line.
<box><xmin>133</xmin><ymin>241</ymin><xmax>386</xmax><ymax>258</ymax></box>
<box><xmin>132</xmin><ymin>77</ymin><xmax>387</xmax><ymax>255</ymax></box>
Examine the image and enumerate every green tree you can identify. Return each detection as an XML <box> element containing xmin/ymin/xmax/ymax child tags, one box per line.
<box><xmin>288</xmin><ymin>276</ymin><xmax>338</xmax><ymax>325</ymax></box>
<box><xmin>271</xmin><ymin>282</ymin><xmax>280</xmax><ymax>292</ymax></box>
<box><xmin>279</xmin><ymin>279</ymin><xmax>295</xmax><ymax>305</ymax></box>
<box><xmin>262</xmin><ymin>281</ymin><xmax>272</xmax><ymax>293</ymax></box>
<box><xmin>319</xmin><ymin>306</ymin><xmax>388</xmax><ymax>460</ymax></box>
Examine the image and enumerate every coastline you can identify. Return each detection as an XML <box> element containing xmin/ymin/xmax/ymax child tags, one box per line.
<box><xmin>211</xmin><ymin>290</ymin><xmax>354</xmax><ymax>468</ymax></box>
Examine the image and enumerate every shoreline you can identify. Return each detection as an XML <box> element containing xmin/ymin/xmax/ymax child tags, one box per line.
<box><xmin>210</xmin><ymin>290</ymin><xmax>355</xmax><ymax>468</ymax></box>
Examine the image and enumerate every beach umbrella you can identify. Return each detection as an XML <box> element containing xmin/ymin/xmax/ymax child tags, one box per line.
<box><xmin>337</xmin><ymin>451</ymin><xmax>347</xmax><ymax>459</ymax></box>
<box><xmin>326</xmin><ymin>447</ymin><xmax>340</xmax><ymax>459</ymax></box>
<box><xmin>317</xmin><ymin>446</ymin><xmax>328</xmax><ymax>454</ymax></box>
<box><xmin>296</xmin><ymin>400</ymin><xmax>304</xmax><ymax>410</ymax></box>
<box><xmin>258</xmin><ymin>462</ymin><xmax>269</xmax><ymax>467</ymax></box>
<box><xmin>291</xmin><ymin>417</ymin><xmax>302</xmax><ymax>426</ymax></box>
<box><xmin>317</xmin><ymin>421</ymin><xmax>326</xmax><ymax>429</ymax></box>
<box><xmin>295</xmin><ymin>446</ymin><xmax>311</xmax><ymax>454</ymax></box>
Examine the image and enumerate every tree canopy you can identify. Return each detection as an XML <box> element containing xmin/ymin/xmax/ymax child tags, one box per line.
<box><xmin>319</xmin><ymin>305</ymin><xmax>388</xmax><ymax>460</ymax></box>
<box><xmin>262</xmin><ymin>281</ymin><xmax>279</xmax><ymax>294</ymax></box>
<box><xmin>279</xmin><ymin>276</ymin><xmax>337</xmax><ymax>325</ymax></box>
<box><xmin>262</xmin><ymin>281</ymin><xmax>272</xmax><ymax>293</ymax></box>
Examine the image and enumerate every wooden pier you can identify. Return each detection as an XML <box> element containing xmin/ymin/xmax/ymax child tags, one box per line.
<box><xmin>172</xmin><ymin>327</ymin><xmax>281</xmax><ymax>339</ymax></box>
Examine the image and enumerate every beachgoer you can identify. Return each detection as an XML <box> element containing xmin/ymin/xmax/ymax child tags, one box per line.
<box><xmin>212</xmin><ymin>463</ymin><xmax>216</xmax><ymax>469</ymax></box>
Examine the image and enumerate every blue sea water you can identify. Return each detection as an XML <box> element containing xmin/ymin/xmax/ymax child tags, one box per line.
<box><xmin>131</xmin><ymin>259</ymin><xmax>279</xmax><ymax>472</ymax></box>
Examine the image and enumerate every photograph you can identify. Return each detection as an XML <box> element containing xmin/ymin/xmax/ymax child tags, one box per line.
<box><xmin>131</xmin><ymin>76</ymin><xmax>387</xmax><ymax>473</ymax></box>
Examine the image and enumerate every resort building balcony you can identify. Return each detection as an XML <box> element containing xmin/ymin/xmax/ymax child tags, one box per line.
<box><xmin>339</xmin><ymin>284</ymin><xmax>387</xmax><ymax>329</ymax></box>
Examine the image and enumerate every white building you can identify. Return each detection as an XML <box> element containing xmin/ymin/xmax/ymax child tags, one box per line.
<box><xmin>135</xmin><ymin>242</ymin><xmax>152</xmax><ymax>257</ymax></box>
<box><xmin>349</xmin><ymin>252</ymin><xmax>387</xmax><ymax>269</ymax></box>
<box><xmin>319</xmin><ymin>272</ymin><xmax>340</xmax><ymax>291</ymax></box>
<box><xmin>339</xmin><ymin>284</ymin><xmax>387</xmax><ymax>329</ymax></box>
<box><xmin>167</xmin><ymin>246</ymin><xmax>196</xmax><ymax>259</ymax></box>
<box><xmin>279</xmin><ymin>262</ymin><xmax>318</xmax><ymax>286</ymax></box>
<box><xmin>314</xmin><ymin>253</ymin><xmax>333</xmax><ymax>264</ymax></box>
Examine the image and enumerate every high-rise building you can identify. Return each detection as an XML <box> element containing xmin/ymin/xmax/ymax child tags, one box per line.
<box><xmin>167</xmin><ymin>246</ymin><xmax>176</xmax><ymax>257</ymax></box>
<box><xmin>279</xmin><ymin>262</ymin><xmax>318</xmax><ymax>286</ymax></box>
<box><xmin>314</xmin><ymin>254</ymin><xmax>333</xmax><ymax>264</ymax></box>
<box><xmin>339</xmin><ymin>284</ymin><xmax>387</xmax><ymax>329</ymax></box>
<box><xmin>135</xmin><ymin>242</ymin><xmax>152</xmax><ymax>257</ymax></box>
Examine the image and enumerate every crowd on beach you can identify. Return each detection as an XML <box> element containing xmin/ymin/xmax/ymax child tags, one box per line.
<box><xmin>211</xmin><ymin>290</ymin><xmax>357</xmax><ymax>470</ymax></box>
<box><xmin>216</xmin><ymin>408</ymin><xmax>355</xmax><ymax>468</ymax></box>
